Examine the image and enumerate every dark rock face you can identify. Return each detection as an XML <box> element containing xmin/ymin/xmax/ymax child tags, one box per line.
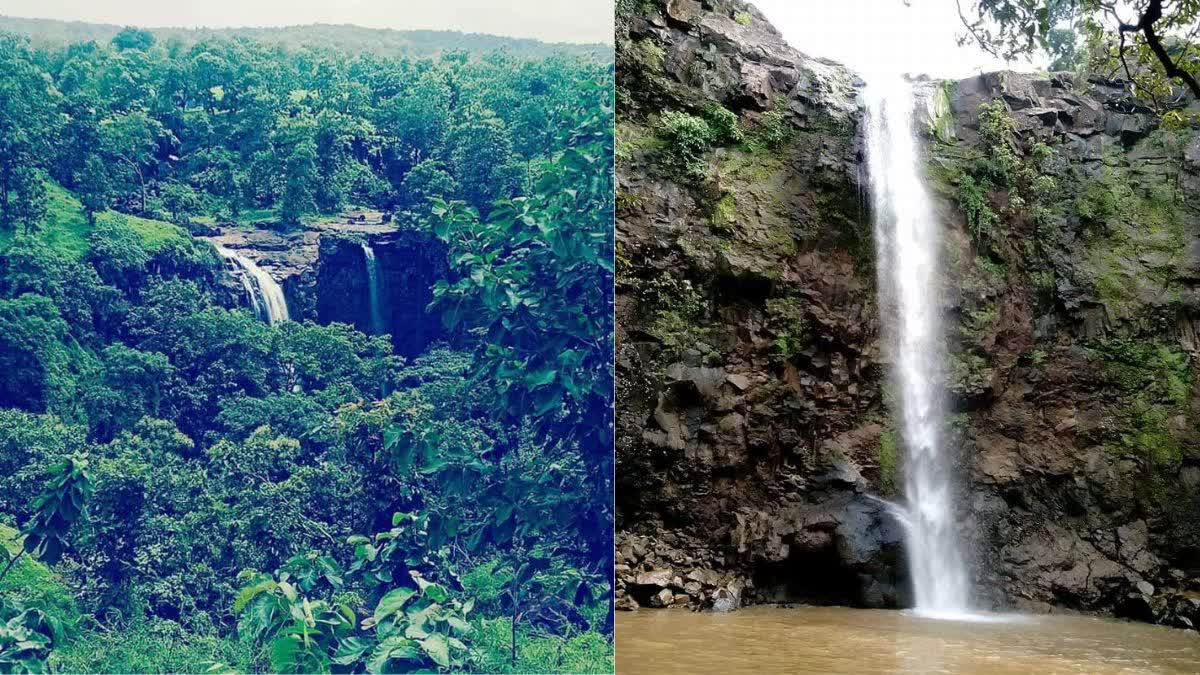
<box><xmin>617</xmin><ymin>0</ymin><xmax>1200</xmax><ymax>628</ymax></box>
<box><xmin>617</xmin><ymin>0</ymin><xmax>897</xmax><ymax>612</ymax></box>
<box><xmin>314</xmin><ymin>230</ymin><xmax>448</xmax><ymax>358</ymax></box>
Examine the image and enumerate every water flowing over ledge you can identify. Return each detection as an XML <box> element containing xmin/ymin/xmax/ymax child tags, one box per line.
<box><xmin>361</xmin><ymin>242</ymin><xmax>386</xmax><ymax>335</ymax></box>
<box><xmin>215</xmin><ymin>244</ymin><xmax>291</xmax><ymax>324</ymax></box>
<box><xmin>864</xmin><ymin>74</ymin><xmax>971</xmax><ymax>616</ymax></box>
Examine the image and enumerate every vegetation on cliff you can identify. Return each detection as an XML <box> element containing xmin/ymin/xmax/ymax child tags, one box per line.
<box><xmin>0</xmin><ymin>22</ymin><xmax>614</xmax><ymax>674</ymax></box>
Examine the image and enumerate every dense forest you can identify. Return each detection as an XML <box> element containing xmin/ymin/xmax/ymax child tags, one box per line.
<box><xmin>0</xmin><ymin>21</ymin><xmax>614</xmax><ymax>674</ymax></box>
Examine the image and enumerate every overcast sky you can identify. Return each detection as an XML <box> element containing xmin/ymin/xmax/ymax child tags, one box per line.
<box><xmin>753</xmin><ymin>0</ymin><xmax>1041</xmax><ymax>78</ymax></box>
<box><xmin>0</xmin><ymin>0</ymin><xmax>615</xmax><ymax>44</ymax></box>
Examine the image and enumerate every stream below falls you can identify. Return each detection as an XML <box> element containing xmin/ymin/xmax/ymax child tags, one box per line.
<box><xmin>616</xmin><ymin>607</ymin><xmax>1200</xmax><ymax>673</ymax></box>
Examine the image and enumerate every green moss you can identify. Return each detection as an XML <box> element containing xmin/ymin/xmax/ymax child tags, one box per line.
<box><xmin>734</xmin><ymin>11</ymin><xmax>752</xmax><ymax>26</ymax></box>
<box><xmin>1092</xmin><ymin>339</ymin><xmax>1190</xmax><ymax>405</ymax></box>
<box><xmin>1121</xmin><ymin>400</ymin><xmax>1182</xmax><ymax>469</ymax></box>
<box><xmin>721</xmin><ymin>150</ymin><xmax>784</xmax><ymax>184</ymax></box>
<box><xmin>1089</xmin><ymin>338</ymin><xmax>1193</xmax><ymax>470</ymax></box>
<box><xmin>710</xmin><ymin>192</ymin><xmax>737</xmax><ymax>229</ymax></box>
<box><xmin>877</xmin><ymin>429</ymin><xmax>897</xmax><ymax>495</ymax></box>
<box><xmin>640</xmin><ymin>274</ymin><xmax>714</xmax><ymax>361</ymax></box>
<box><xmin>745</xmin><ymin>97</ymin><xmax>793</xmax><ymax>152</ymax></box>
<box><xmin>812</xmin><ymin>170</ymin><xmax>871</xmax><ymax>268</ymax></box>
<box><xmin>766</xmin><ymin>296</ymin><xmax>808</xmax><ymax>358</ymax></box>
<box><xmin>949</xmin><ymin>352</ymin><xmax>992</xmax><ymax>397</ymax></box>
<box><xmin>616</xmin><ymin>121</ymin><xmax>662</xmax><ymax>165</ymax></box>
<box><xmin>1076</xmin><ymin>167</ymin><xmax>1186</xmax><ymax>311</ymax></box>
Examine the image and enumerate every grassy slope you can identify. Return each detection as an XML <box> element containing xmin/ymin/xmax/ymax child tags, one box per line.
<box><xmin>0</xmin><ymin>181</ymin><xmax>191</xmax><ymax>260</ymax></box>
<box><xmin>0</xmin><ymin>523</ymin><xmax>78</xmax><ymax>625</ymax></box>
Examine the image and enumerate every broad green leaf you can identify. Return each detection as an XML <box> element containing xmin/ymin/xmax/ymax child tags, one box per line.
<box><xmin>419</xmin><ymin>633</ymin><xmax>451</xmax><ymax>668</ymax></box>
<box><xmin>373</xmin><ymin>587</ymin><xmax>417</xmax><ymax>623</ymax></box>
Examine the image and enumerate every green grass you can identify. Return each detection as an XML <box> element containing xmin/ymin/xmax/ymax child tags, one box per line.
<box><xmin>52</xmin><ymin>620</ymin><xmax>256</xmax><ymax>675</ymax></box>
<box><xmin>470</xmin><ymin>617</ymin><xmax>614</xmax><ymax>674</ymax></box>
<box><xmin>0</xmin><ymin>523</ymin><xmax>79</xmax><ymax>629</ymax></box>
<box><xmin>0</xmin><ymin>181</ymin><xmax>192</xmax><ymax>260</ymax></box>
<box><xmin>192</xmin><ymin>207</ymin><xmax>278</xmax><ymax>227</ymax></box>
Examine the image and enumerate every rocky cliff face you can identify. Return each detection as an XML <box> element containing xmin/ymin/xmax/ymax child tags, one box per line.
<box><xmin>207</xmin><ymin>215</ymin><xmax>448</xmax><ymax>358</ymax></box>
<box><xmin>616</xmin><ymin>0</ymin><xmax>1200</xmax><ymax>628</ymax></box>
<box><xmin>315</xmin><ymin>228</ymin><xmax>448</xmax><ymax>358</ymax></box>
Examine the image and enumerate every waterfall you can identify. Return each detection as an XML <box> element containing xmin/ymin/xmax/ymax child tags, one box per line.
<box><xmin>361</xmin><ymin>243</ymin><xmax>386</xmax><ymax>335</ymax></box>
<box><xmin>215</xmin><ymin>245</ymin><xmax>290</xmax><ymax>324</ymax></box>
<box><xmin>865</xmin><ymin>75</ymin><xmax>971</xmax><ymax>617</ymax></box>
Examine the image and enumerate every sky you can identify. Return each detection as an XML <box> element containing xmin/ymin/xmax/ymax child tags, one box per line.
<box><xmin>753</xmin><ymin>0</ymin><xmax>1041</xmax><ymax>79</ymax></box>
<box><xmin>0</xmin><ymin>0</ymin><xmax>615</xmax><ymax>44</ymax></box>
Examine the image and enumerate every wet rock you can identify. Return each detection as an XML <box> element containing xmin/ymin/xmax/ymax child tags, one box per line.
<box><xmin>711</xmin><ymin>586</ymin><xmax>740</xmax><ymax>612</ymax></box>
<box><xmin>652</xmin><ymin>588</ymin><xmax>675</xmax><ymax>607</ymax></box>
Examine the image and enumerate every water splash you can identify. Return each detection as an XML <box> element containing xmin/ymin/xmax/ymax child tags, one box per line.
<box><xmin>362</xmin><ymin>243</ymin><xmax>386</xmax><ymax>335</ymax></box>
<box><xmin>864</xmin><ymin>75</ymin><xmax>971</xmax><ymax>617</ymax></box>
<box><xmin>215</xmin><ymin>245</ymin><xmax>290</xmax><ymax>324</ymax></box>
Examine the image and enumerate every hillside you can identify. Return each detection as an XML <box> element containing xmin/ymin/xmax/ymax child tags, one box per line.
<box><xmin>0</xmin><ymin>181</ymin><xmax>193</xmax><ymax>260</ymax></box>
<box><xmin>0</xmin><ymin>15</ymin><xmax>612</xmax><ymax>60</ymax></box>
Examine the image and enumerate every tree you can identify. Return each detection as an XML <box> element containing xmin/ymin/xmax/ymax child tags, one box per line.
<box><xmin>99</xmin><ymin>111</ymin><xmax>161</xmax><ymax>213</ymax></box>
<box><xmin>428</xmin><ymin>77</ymin><xmax>616</xmax><ymax>629</ymax></box>
<box><xmin>279</xmin><ymin>141</ymin><xmax>317</xmax><ymax>228</ymax></box>
<box><xmin>2</xmin><ymin>166</ymin><xmax>47</xmax><ymax>234</ymax></box>
<box><xmin>445</xmin><ymin>107</ymin><xmax>522</xmax><ymax>213</ymax></box>
<box><xmin>161</xmin><ymin>181</ymin><xmax>200</xmax><ymax>223</ymax></box>
<box><xmin>111</xmin><ymin>27</ymin><xmax>155</xmax><ymax>52</ymax></box>
<box><xmin>77</xmin><ymin>156</ymin><xmax>112</xmax><ymax>224</ymax></box>
<box><xmin>398</xmin><ymin>160</ymin><xmax>458</xmax><ymax>215</ymax></box>
<box><xmin>0</xmin><ymin>35</ymin><xmax>58</xmax><ymax>233</ymax></box>
<box><xmin>957</xmin><ymin>0</ymin><xmax>1200</xmax><ymax>111</ymax></box>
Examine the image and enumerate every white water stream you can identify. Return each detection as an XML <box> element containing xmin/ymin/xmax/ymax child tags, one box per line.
<box><xmin>362</xmin><ymin>243</ymin><xmax>386</xmax><ymax>335</ymax></box>
<box><xmin>216</xmin><ymin>245</ymin><xmax>290</xmax><ymax>324</ymax></box>
<box><xmin>865</xmin><ymin>75</ymin><xmax>971</xmax><ymax>617</ymax></box>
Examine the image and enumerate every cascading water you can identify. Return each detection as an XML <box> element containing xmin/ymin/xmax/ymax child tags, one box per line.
<box><xmin>864</xmin><ymin>75</ymin><xmax>971</xmax><ymax>618</ymax></box>
<box><xmin>361</xmin><ymin>243</ymin><xmax>386</xmax><ymax>335</ymax></box>
<box><xmin>215</xmin><ymin>245</ymin><xmax>290</xmax><ymax>325</ymax></box>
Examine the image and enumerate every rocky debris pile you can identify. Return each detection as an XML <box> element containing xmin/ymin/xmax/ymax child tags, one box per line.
<box><xmin>615</xmin><ymin>531</ymin><xmax>751</xmax><ymax>611</ymax></box>
<box><xmin>997</xmin><ymin>518</ymin><xmax>1200</xmax><ymax>629</ymax></box>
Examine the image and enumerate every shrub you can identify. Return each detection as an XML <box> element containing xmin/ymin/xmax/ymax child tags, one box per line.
<box><xmin>704</xmin><ymin>104</ymin><xmax>744</xmax><ymax>145</ymax></box>
<box><xmin>658</xmin><ymin>110</ymin><xmax>714</xmax><ymax>180</ymax></box>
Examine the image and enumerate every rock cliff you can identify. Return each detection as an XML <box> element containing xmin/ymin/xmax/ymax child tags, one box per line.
<box><xmin>206</xmin><ymin>213</ymin><xmax>448</xmax><ymax>357</ymax></box>
<box><xmin>615</xmin><ymin>0</ymin><xmax>1200</xmax><ymax>628</ymax></box>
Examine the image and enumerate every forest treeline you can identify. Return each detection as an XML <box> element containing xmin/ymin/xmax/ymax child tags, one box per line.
<box><xmin>0</xmin><ymin>25</ymin><xmax>607</xmax><ymax>231</ymax></box>
<box><xmin>0</xmin><ymin>24</ymin><xmax>614</xmax><ymax>674</ymax></box>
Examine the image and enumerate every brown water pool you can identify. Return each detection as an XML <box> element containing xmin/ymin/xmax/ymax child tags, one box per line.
<box><xmin>616</xmin><ymin>606</ymin><xmax>1200</xmax><ymax>674</ymax></box>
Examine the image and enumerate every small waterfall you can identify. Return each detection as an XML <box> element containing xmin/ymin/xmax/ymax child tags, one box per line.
<box><xmin>215</xmin><ymin>244</ymin><xmax>290</xmax><ymax>324</ymax></box>
<box><xmin>361</xmin><ymin>243</ymin><xmax>386</xmax><ymax>335</ymax></box>
<box><xmin>864</xmin><ymin>75</ymin><xmax>971</xmax><ymax>617</ymax></box>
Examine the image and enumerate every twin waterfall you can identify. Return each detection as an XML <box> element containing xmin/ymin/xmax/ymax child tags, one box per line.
<box><xmin>865</xmin><ymin>76</ymin><xmax>972</xmax><ymax>617</ymax></box>
<box><xmin>216</xmin><ymin>245</ymin><xmax>290</xmax><ymax>324</ymax></box>
<box><xmin>216</xmin><ymin>241</ymin><xmax>387</xmax><ymax>336</ymax></box>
